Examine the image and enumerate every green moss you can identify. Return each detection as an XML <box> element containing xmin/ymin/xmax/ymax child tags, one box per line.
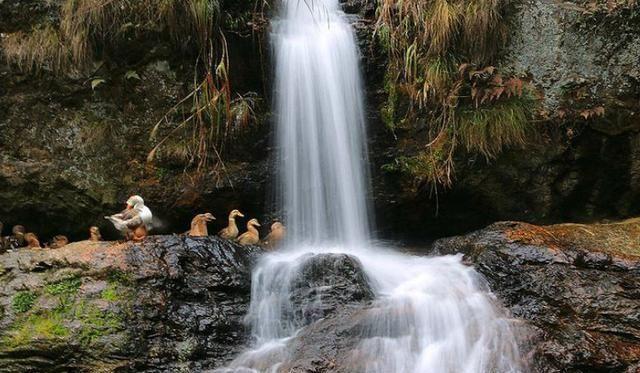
<box><xmin>4</xmin><ymin>311</ymin><xmax>69</xmax><ymax>348</ymax></box>
<box><xmin>12</xmin><ymin>291</ymin><xmax>38</xmax><ymax>313</ymax></box>
<box><xmin>74</xmin><ymin>302</ymin><xmax>123</xmax><ymax>346</ymax></box>
<box><xmin>101</xmin><ymin>282</ymin><xmax>120</xmax><ymax>302</ymax></box>
<box><xmin>45</xmin><ymin>276</ymin><xmax>82</xmax><ymax>309</ymax></box>
<box><xmin>107</xmin><ymin>270</ymin><xmax>134</xmax><ymax>286</ymax></box>
<box><xmin>45</xmin><ymin>277</ymin><xmax>81</xmax><ymax>297</ymax></box>
<box><xmin>382</xmin><ymin>149</ymin><xmax>446</xmax><ymax>183</ymax></box>
<box><xmin>456</xmin><ymin>93</ymin><xmax>536</xmax><ymax>159</ymax></box>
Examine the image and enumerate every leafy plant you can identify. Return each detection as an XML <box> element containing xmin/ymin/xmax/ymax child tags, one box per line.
<box><xmin>45</xmin><ymin>277</ymin><xmax>82</xmax><ymax>297</ymax></box>
<box><xmin>148</xmin><ymin>51</ymin><xmax>258</xmax><ymax>183</ymax></box>
<box><xmin>12</xmin><ymin>291</ymin><xmax>38</xmax><ymax>313</ymax></box>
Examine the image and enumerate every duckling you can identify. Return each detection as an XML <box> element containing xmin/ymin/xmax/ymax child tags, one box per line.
<box><xmin>218</xmin><ymin>209</ymin><xmax>245</xmax><ymax>240</ymax></box>
<box><xmin>105</xmin><ymin>195</ymin><xmax>153</xmax><ymax>241</ymax></box>
<box><xmin>7</xmin><ymin>225</ymin><xmax>26</xmax><ymax>250</ymax></box>
<box><xmin>128</xmin><ymin>225</ymin><xmax>148</xmax><ymax>242</ymax></box>
<box><xmin>188</xmin><ymin>213</ymin><xmax>216</xmax><ymax>237</ymax></box>
<box><xmin>24</xmin><ymin>233</ymin><xmax>41</xmax><ymax>249</ymax></box>
<box><xmin>89</xmin><ymin>226</ymin><xmax>102</xmax><ymax>241</ymax></box>
<box><xmin>49</xmin><ymin>235</ymin><xmax>69</xmax><ymax>249</ymax></box>
<box><xmin>263</xmin><ymin>222</ymin><xmax>286</xmax><ymax>250</ymax></box>
<box><xmin>238</xmin><ymin>218</ymin><xmax>261</xmax><ymax>246</ymax></box>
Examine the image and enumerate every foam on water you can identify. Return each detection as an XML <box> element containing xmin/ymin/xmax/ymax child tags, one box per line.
<box><xmin>218</xmin><ymin>1</ymin><xmax>523</xmax><ymax>371</ymax></box>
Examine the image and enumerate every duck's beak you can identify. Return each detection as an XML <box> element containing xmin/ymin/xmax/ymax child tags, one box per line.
<box><xmin>255</xmin><ymin>222</ymin><xmax>261</xmax><ymax>227</ymax></box>
<box><xmin>205</xmin><ymin>213</ymin><xmax>216</xmax><ymax>221</ymax></box>
<box><xmin>238</xmin><ymin>212</ymin><xmax>245</xmax><ymax>218</ymax></box>
<box><xmin>126</xmin><ymin>204</ymin><xmax>133</xmax><ymax>210</ymax></box>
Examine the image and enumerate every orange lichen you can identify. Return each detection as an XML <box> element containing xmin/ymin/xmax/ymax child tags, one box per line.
<box><xmin>505</xmin><ymin>219</ymin><xmax>640</xmax><ymax>260</ymax></box>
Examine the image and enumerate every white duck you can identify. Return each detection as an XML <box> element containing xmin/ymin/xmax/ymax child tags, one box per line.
<box><xmin>105</xmin><ymin>195</ymin><xmax>153</xmax><ymax>241</ymax></box>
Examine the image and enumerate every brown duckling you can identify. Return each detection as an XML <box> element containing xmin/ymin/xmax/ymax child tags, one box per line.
<box><xmin>263</xmin><ymin>222</ymin><xmax>286</xmax><ymax>250</ymax></box>
<box><xmin>238</xmin><ymin>218</ymin><xmax>261</xmax><ymax>246</ymax></box>
<box><xmin>49</xmin><ymin>235</ymin><xmax>69</xmax><ymax>249</ymax></box>
<box><xmin>24</xmin><ymin>233</ymin><xmax>41</xmax><ymax>249</ymax></box>
<box><xmin>188</xmin><ymin>213</ymin><xmax>216</xmax><ymax>237</ymax></box>
<box><xmin>127</xmin><ymin>225</ymin><xmax>148</xmax><ymax>242</ymax></box>
<box><xmin>218</xmin><ymin>209</ymin><xmax>245</xmax><ymax>240</ymax></box>
<box><xmin>89</xmin><ymin>226</ymin><xmax>102</xmax><ymax>241</ymax></box>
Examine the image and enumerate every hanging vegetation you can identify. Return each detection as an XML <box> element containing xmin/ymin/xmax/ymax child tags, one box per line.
<box><xmin>376</xmin><ymin>0</ymin><xmax>539</xmax><ymax>189</ymax></box>
<box><xmin>1</xmin><ymin>0</ymin><xmax>258</xmax><ymax>185</ymax></box>
<box><xmin>2</xmin><ymin>0</ymin><xmax>222</xmax><ymax>74</ymax></box>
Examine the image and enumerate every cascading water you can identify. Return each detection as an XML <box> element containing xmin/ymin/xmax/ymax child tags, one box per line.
<box><xmin>219</xmin><ymin>1</ymin><xmax>523</xmax><ymax>372</ymax></box>
<box><xmin>274</xmin><ymin>0</ymin><xmax>371</xmax><ymax>246</ymax></box>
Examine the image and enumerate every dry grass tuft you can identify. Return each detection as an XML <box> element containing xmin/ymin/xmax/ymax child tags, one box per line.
<box><xmin>2</xmin><ymin>0</ymin><xmax>222</xmax><ymax>74</ymax></box>
<box><xmin>377</xmin><ymin>0</ymin><xmax>538</xmax><ymax>188</ymax></box>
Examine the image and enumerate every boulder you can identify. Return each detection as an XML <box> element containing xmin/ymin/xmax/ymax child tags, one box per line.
<box><xmin>433</xmin><ymin>219</ymin><xmax>640</xmax><ymax>372</ymax></box>
<box><xmin>0</xmin><ymin>236</ymin><xmax>262</xmax><ymax>372</ymax></box>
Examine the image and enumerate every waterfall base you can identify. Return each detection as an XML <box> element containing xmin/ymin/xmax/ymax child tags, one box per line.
<box><xmin>219</xmin><ymin>246</ymin><xmax>523</xmax><ymax>373</ymax></box>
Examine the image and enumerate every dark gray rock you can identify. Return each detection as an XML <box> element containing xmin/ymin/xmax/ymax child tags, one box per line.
<box><xmin>433</xmin><ymin>220</ymin><xmax>640</xmax><ymax>372</ymax></box>
<box><xmin>287</xmin><ymin>253</ymin><xmax>375</xmax><ymax>326</ymax></box>
<box><xmin>0</xmin><ymin>235</ymin><xmax>263</xmax><ymax>372</ymax></box>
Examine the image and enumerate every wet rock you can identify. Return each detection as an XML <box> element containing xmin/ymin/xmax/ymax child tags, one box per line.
<box><xmin>0</xmin><ymin>236</ymin><xmax>263</xmax><ymax>372</ymax></box>
<box><xmin>287</xmin><ymin>253</ymin><xmax>375</xmax><ymax>326</ymax></box>
<box><xmin>433</xmin><ymin>220</ymin><xmax>640</xmax><ymax>372</ymax></box>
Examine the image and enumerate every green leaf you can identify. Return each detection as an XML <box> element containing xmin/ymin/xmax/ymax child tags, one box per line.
<box><xmin>91</xmin><ymin>78</ymin><xmax>106</xmax><ymax>90</ymax></box>
<box><xmin>125</xmin><ymin>70</ymin><xmax>140</xmax><ymax>80</ymax></box>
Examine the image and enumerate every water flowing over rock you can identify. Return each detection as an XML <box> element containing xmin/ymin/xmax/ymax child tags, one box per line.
<box><xmin>433</xmin><ymin>220</ymin><xmax>640</xmax><ymax>372</ymax></box>
<box><xmin>221</xmin><ymin>1</ymin><xmax>524</xmax><ymax>371</ymax></box>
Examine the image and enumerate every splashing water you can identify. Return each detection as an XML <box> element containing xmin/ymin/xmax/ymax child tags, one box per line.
<box><xmin>218</xmin><ymin>0</ymin><xmax>523</xmax><ymax>372</ymax></box>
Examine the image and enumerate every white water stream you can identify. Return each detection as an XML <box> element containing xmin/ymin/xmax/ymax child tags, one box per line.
<box><xmin>219</xmin><ymin>1</ymin><xmax>523</xmax><ymax>372</ymax></box>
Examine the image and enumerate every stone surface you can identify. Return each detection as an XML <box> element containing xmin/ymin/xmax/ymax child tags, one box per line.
<box><xmin>433</xmin><ymin>219</ymin><xmax>640</xmax><ymax>372</ymax></box>
<box><xmin>503</xmin><ymin>0</ymin><xmax>640</xmax><ymax>116</ymax></box>
<box><xmin>0</xmin><ymin>236</ymin><xmax>262</xmax><ymax>372</ymax></box>
<box><xmin>361</xmin><ymin>0</ymin><xmax>640</xmax><ymax>240</ymax></box>
<box><xmin>287</xmin><ymin>253</ymin><xmax>375</xmax><ymax>327</ymax></box>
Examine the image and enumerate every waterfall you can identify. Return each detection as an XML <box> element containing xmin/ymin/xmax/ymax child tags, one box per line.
<box><xmin>217</xmin><ymin>1</ymin><xmax>523</xmax><ymax>372</ymax></box>
<box><xmin>274</xmin><ymin>0</ymin><xmax>371</xmax><ymax>246</ymax></box>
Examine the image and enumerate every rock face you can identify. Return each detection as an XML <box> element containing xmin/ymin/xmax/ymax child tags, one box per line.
<box><xmin>433</xmin><ymin>220</ymin><xmax>640</xmax><ymax>372</ymax></box>
<box><xmin>503</xmin><ymin>0</ymin><xmax>640</xmax><ymax>116</ymax></box>
<box><xmin>0</xmin><ymin>1</ymin><xmax>270</xmax><ymax>241</ymax></box>
<box><xmin>0</xmin><ymin>236</ymin><xmax>262</xmax><ymax>372</ymax></box>
<box><xmin>363</xmin><ymin>0</ymin><xmax>640</xmax><ymax>240</ymax></box>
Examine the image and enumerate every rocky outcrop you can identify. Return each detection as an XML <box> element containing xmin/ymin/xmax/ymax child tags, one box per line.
<box><xmin>2</xmin><ymin>221</ymin><xmax>639</xmax><ymax>372</ymax></box>
<box><xmin>433</xmin><ymin>219</ymin><xmax>640</xmax><ymax>372</ymax></box>
<box><xmin>0</xmin><ymin>236</ymin><xmax>262</xmax><ymax>372</ymax></box>
<box><xmin>503</xmin><ymin>0</ymin><xmax>640</xmax><ymax>119</ymax></box>
<box><xmin>287</xmin><ymin>253</ymin><xmax>375</xmax><ymax>327</ymax></box>
<box><xmin>365</xmin><ymin>0</ymin><xmax>640</xmax><ymax>240</ymax></box>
